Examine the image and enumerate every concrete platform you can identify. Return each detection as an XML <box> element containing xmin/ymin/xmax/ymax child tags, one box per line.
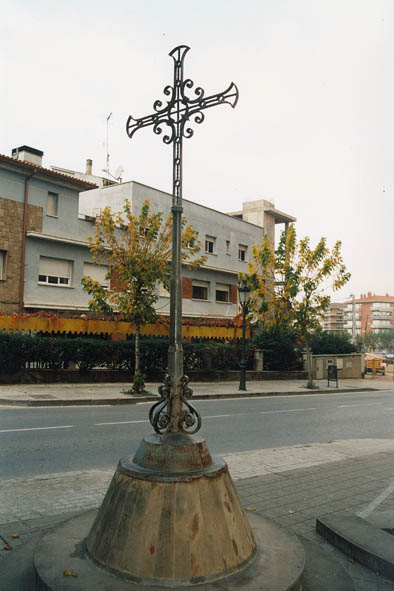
<box><xmin>35</xmin><ymin>510</ymin><xmax>305</xmax><ymax>591</ymax></box>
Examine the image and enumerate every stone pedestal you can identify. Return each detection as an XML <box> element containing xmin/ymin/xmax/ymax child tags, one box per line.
<box><xmin>35</xmin><ymin>432</ymin><xmax>305</xmax><ymax>590</ymax></box>
<box><xmin>86</xmin><ymin>433</ymin><xmax>256</xmax><ymax>585</ymax></box>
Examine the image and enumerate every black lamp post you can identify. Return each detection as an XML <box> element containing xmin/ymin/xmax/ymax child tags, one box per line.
<box><xmin>238</xmin><ymin>280</ymin><xmax>251</xmax><ymax>391</ymax></box>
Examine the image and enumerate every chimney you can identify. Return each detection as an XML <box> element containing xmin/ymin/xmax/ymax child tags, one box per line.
<box><xmin>86</xmin><ymin>159</ymin><xmax>93</xmax><ymax>175</ymax></box>
<box><xmin>12</xmin><ymin>145</ymin><xmax>43</xmax><ymax>166</ymax></box>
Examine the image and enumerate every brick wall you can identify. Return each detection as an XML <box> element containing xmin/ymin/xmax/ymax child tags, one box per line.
<box><xmin>0</xmin><ymin>197</ymin><xmax>42</xmax><ymax>313</ymax></box>
<box><xmin>229</xmin><ymin>284</ymin><xmax>238</xmax><ymax>304</ymax></box>
<box><xmin>182</xmin><ymin>277</ymin><xmax>193</xmax><ymax>299</ymax></box>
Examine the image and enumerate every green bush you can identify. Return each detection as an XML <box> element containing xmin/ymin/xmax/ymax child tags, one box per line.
<box><xmin>252</xmin><ymin>327</ymin><xmax>300</xmax><ymax>371</ymax></box>
<box><xmin>0</xmin><ymin>333</ymin><xmax>253</xmax><ymax>374</ymax></box>
<box><xmin>309</xmin><ymin>331</ymin><xmax>356</xmax><ymax>355</ymax></box>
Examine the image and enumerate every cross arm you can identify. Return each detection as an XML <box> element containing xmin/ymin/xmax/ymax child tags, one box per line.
<box><xmin>185</xmin><ymin>81</ymin><xmax>239</xmax><ymax>111</ymax></box>
<box><xmin>126</xmin><ymin>109</ymin><xmax>176</xmax><ymax>144</ymax></box>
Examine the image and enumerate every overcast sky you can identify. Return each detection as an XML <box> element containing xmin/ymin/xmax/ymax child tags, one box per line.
<box><xmin>1</xmin><ymin>0</ymin><xmax>393</xmax><ymax>302</ymax></box>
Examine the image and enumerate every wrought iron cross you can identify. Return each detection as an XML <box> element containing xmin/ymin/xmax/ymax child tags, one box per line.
<box><xmin>126</xmin><ymin>45</ymin><xmax>239</xmax><ymax>435</ymax></box>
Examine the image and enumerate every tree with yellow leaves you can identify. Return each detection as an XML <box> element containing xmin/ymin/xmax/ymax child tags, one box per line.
<box><xmin>241</xmin><ymin>224</ymin><xmax>350</xmax><ymax>387</ymax></box>
<box><xmin>82</xmin><ymin>200</ymin><xmax>205</xmax><ymax>393</ymax></box>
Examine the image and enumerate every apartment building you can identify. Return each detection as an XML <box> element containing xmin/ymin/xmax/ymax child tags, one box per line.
<box><xmin>79</xmin><ymin>182</ymin><xmax>295</xmax><ymax>319</ymax></box>
<box><xmin>343</xmin><ymin>293</ymin><xmax>394</xmax><ymax>336</ymax></box>
<box><xmin>322</xmin><ymin>302</ymin><xmax>347</xmax><ymax>332</ymax></box>
<box><xmin>1</xmin><ymin>145</ymin><xmax>296</xmax><ymax>319</ymax></box>
<box><xmin>0</xmin><ymin>146</ymin><xmax>96</xmax><ymax>314</ymax></box>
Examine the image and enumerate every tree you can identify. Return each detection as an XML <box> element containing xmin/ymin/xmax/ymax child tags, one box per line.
<box><xmin>241</xmin><ymin>224</ymin><xmax>350</xmax><ymax>387</ymax></box>
<box><xmin>309</xmin><ymin>331</ymin><xmax>356</xmax><ymax>355</ymax></box>
<box><xmin>364</xmin><ymin>330</ymin><xmax>394</xmax><ymax>352</ymax></box>
<box><xmin>82</xmin><ymin>200</ymin><xmax>205</xmax><ymax>393</ymax></box>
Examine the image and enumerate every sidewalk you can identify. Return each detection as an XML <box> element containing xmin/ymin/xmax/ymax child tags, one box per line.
<box><xmin>2</xmin><ymin>438</ymin><xmax>394</xmax><ymax>589</ymax></box>
<box><xmin>0</xmin><ymin>374</ymin><xmax>392</xmax><ymax>406</ymax></box>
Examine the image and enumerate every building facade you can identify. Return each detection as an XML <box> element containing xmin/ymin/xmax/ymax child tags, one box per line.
<box><xmin>1</xmin><ymin>146</ymin><xmax>296</xmax><ymax>319</ymax></box>
<box><xmin>343</xmin><ymin>293</ymin><xmax>394</xmax><ymax>336</ymax></box>
<box><xmin>0</xmin><ymin>147</ymin><xmax>96</xmax><ymax>314</ymax></box>
<box><xmin>322</xmin><ymin>302</ymin><xmax>346</xmax><ymax>332</ymax></box>
<box><xmin>79</xmin><ymin>181</ymin><xmax>295</xmax><ymax>319</ymax></box>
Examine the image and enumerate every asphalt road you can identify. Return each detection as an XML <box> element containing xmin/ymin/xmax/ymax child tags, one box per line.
<box><xmin>1</xmin><ymin>389</ymin><xmax>394</xmax><ymax>479</ymax></box>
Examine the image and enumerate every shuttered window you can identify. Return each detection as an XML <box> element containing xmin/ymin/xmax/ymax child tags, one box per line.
<box><xmin>38</xmin><ymin>257</ymin><xmax>72</xmax><ymax>286</ymax></box>
<box><xmin>216</xmin><ymin>283</ymin><xmax>229</xmax><ymax>302</ymax></box>
<box><xmin>47</xmin><ymin>192</ymin><xmax>58</xmax><ymax>217</ymax></box>
<box><xmin>83</xmin><ymin>263</ymin><xmax>109</xmax><ymax>288</ymax></box>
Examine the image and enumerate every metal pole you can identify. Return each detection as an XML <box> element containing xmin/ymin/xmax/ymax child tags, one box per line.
<box><xmin>239</xmin><ymin>303</ymin><xmax>247</xmax><ymax>391</ymax></box>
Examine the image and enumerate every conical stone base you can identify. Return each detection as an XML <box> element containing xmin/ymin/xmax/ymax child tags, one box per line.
<box><xmin>86</xmin><ymin>432</ymin><xmax>256</xmax><ymax>586</ymax></box>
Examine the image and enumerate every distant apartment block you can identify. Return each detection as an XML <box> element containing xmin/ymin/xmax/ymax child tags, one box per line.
<box><xmin>343</xmin><ymin>293</ymin><xmax>394</xmax><ymax>336</ymax></box>
<box><xmin>322</xmin><ymin>302</ymin><xmax>346</xmax><ymax>332</ymax></box>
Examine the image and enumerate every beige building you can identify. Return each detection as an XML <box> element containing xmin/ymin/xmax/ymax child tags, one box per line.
<box><xmin>227</xmin><ymin>199</ymin><xmax>296</xmax><ymax>244</ymax></box>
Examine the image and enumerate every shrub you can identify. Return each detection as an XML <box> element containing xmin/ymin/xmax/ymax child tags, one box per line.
<box><xmin>309</xmin><ymin>331</ymin><xmax>356</xmax><ymax>355</ymax></box>
<box><xmin>0</xmin><ymin>333</ymin><xmax>254</xmax><ymax>374</ymax></box>
<box><xmin>252</xmin><ymin>327</ymin><xmax>300</xmax><ymax>371</ymax></box>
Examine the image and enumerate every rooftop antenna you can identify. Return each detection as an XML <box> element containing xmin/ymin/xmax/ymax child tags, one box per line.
<box><xmin>102</xmin><ymin>112</ymin><xmax>123</xmax><ymax>183</ymax></box>
<box><xmin>104</xmin><ymin>112</ymin><xmax>112</xmax><ymax>174</ymax></box>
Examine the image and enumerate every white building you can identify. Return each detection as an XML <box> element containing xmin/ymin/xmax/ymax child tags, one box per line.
<box><xmin>79</xmin><ymin>181</ymin><xmax>295</xmax><ymax>319</ymax></box>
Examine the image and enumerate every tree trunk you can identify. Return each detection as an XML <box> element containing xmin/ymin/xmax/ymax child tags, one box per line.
<box><xmin>134</xmin><ymin>324</ymin><xmax>140</xmax><ymax>377</ymax></box>
<box><xmin>305</xmin><ymin>340</ymin><xmax>314</xmax><ymax>389</ymax></box>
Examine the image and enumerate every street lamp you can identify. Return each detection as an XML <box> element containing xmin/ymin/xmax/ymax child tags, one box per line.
<box><xmin>238</xmin><ymin>280</ymin><xmax>251</xmax><ymax>391</ymax></box>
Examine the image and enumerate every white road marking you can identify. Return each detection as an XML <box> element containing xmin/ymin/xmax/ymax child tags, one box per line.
<box><xmin>337</xmin><ymin>403</ymin><xmax>382</xmax><ymax>408</ymax></box>
<box><xmin>0</xmin><ymin>425</ymin><xmax>73</xmax><ymax>433</ymax></box>
<box><xmin>358</xmin><ymin>478</ymin><xmax>394</xmax><ymax>518</ymax></box>
<box><xmin>260</xmin><ymin>407</ymin><xmax>318</xmax><ymax>414</ymax></box>
<box><xmin>95</xmin><ymin>420</ymin><xmax>149</xmax><ymax>426</ymax></box>
<box><xmin>204</xmin><ymin>414</ymin><xmax>236</xmax><ymax>419</ymax></box>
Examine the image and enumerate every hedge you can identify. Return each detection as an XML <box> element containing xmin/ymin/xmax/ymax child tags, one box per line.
<box><xmin>0</xmin><ymin>332</ymin><xmax>254</xmax><ymax>374</ymax></box>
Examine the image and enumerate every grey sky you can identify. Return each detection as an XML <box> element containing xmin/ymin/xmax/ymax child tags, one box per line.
<box><xmin>1</xmin><ymin>0</ymin><xmax>393</xmax><ymax>301</ymax></box>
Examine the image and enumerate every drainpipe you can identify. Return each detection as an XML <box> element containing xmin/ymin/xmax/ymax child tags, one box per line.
<box><xmin>19</xmin><ymin>169</ymin><xmax>37</xmax><ymax>312</ymax></box>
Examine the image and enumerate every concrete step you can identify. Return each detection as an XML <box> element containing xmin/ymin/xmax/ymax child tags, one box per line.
<box><xmin>316</xmin><ymin>512</ymin><xmax>394</xmax><ymax>581</ymax></box>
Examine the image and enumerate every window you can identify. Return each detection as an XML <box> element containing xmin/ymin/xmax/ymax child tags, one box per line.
<box><xmin>192</xmin><ymin>280</ymin><xmax>209</xmax><ymax>300</ymax></box>
<box><xmin>216</xmin><ymin>283</ymin><xmax>229</xmax><ymax>302</ymax></box>
<box><xmin>205</xmin><ymin>235</ymin><xmax>216</xmax><ymax>254</ymax></box>
<box><xmin>0</xmin><ymin>250</ymin><xmax>6</xmax><ymax>280</ymax></box>
<box><xmin>47</xmin><ymin>192</ymin><xmax>58</xmax><ymax>217</ymax></box>
<box><xmin>187</xmin><ymin>235</ymin><xmax>196</xmax><ymax>249</ymax></box>
<box><xmin>83</xmin><ymin>263</ymin><xmax>109</xmax><ymax>288</ymax></box>
<box><xmin>226</xmin><ymin>240</ymin><xmax>231</xmax><ymax>255</ymax></box>
<box><xmin>238</xmin><ymin>244</ymin><xmax>247</xmax><ymax>261</ymax></box>
<box><xmin>38</xmin><ymin>256</ymin><xmax>72</xmax><ymax>286</ymax></box>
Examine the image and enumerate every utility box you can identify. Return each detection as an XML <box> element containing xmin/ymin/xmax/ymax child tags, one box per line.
<box><xmin>303</xmin><ymin>353</ymin><xmax>364</xmax><ymax>379</ymax></box>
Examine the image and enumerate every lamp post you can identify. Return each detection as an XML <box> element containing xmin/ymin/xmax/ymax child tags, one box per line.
<box><xmin>238</xmin><ymin>280</ymin><xmax>251</xmax><ymax>391</ymax></box>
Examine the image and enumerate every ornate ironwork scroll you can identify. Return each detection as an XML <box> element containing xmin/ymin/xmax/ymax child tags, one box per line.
<box><xmin>149</xmin><ymin>374</ymin><xmax>201</xmax><ymax>435</ymax></box>
<box><xmin>126</xmin><ymin>45</ymin><xmax>238</xmax><ymax>435</ymax></box>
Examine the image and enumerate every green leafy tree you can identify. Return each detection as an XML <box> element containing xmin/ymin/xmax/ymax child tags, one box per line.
<box><xmin>241</xmin><ymin>224</ymin><xmax>350</xmax><ymax>387</ymax></box>
<box><xmin>364</xmin><ymin>330</ymin><xmax>394</xmax><ymax>352</ymax></box>
<box><xmin>309</xmin><ymin>331</ymin><xmax>356</xmax><ymax>355</ymax></box>
<box><xmin>82</xmin><ymin>200</ymin><xmax>205</xmax><ymax>393</ymax></box>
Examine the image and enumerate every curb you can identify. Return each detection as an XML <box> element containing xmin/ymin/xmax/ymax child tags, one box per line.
<box><xmin>0</xmin><ymin>387</ymin><xmax>379</xmax><ymax>407</ymax></box>
<box><xmin>316</xmin><ymin>513</ymin><xmax>394</xmax><ymax>582</ymax></box>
